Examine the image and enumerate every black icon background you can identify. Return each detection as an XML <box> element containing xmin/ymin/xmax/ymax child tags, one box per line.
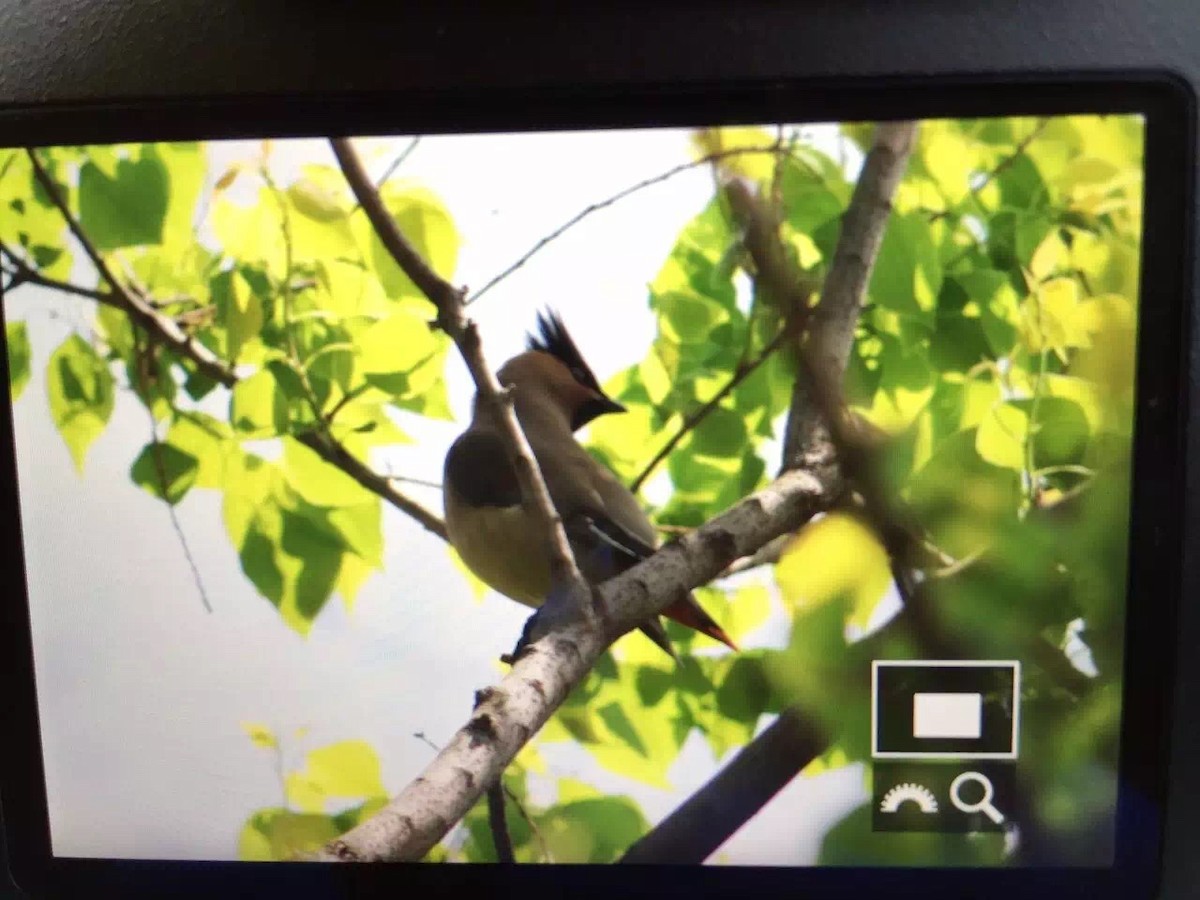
<box><xmin>875</xmin><ymin>664</ymin><xmax>1018</xmax><ymax>756</ymax></box>
<box><xmin>872</xmin><ymin>762</ymin><xmax>1015</xmax><ymax>833</ymax></box>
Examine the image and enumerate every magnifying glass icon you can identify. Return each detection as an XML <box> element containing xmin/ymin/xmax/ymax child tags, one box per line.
<box><xmin>949</xmin><ymin>771</ymin><xmax>1005</xmax><ymax>825</ymax></box>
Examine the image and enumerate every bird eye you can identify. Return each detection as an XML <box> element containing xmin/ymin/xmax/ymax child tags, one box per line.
<box><xmin>570</xmin><ymin>366</ymin><xmax>588</xmax><ymax>383</ymax></box>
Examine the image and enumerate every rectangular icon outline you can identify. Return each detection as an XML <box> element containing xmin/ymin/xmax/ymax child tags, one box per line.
<box><xmin>870</xmin><ymin>659</ymin><xmax>1021</xmax><ymax>760</ymax></box>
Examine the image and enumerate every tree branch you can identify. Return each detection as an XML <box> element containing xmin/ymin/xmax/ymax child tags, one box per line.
<box><xmin>777</xmin><ymin>122</ymin><xmax>920</xmax><ymax>471</ymax></box>
<box><xmin>0</xmin><ymin>242</ymin><xmax>121</xmax><ymax>308</ymax></box>
<box><xmin>308</xmin><ymin>124</ymin><xmax>917</xmax><ymax>865</ymax></box>
<box><xmin>620</xmin><ymin>708</ymin><xmax>827</xmax><ymax>863</ymax></box>
<box><xmin>313</xmin><ymin>465</ymin><xmax>832</xmax><ymax>862</ymax></box>
<box><xmin>330</xmin><ymin>137</ymin><xmax>590</xmax><ymax>611</ymax></box>
<box><xmin>20</xmin><ymin>148</ymin><xmax>448</xmax><ymax>542</ymax></box>
<box><xmin>620</xmin><ymin>122</ymin><xmax>919</xmax><ymax>863</ymax></box>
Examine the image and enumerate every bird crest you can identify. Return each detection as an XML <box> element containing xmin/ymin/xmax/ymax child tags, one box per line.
<box><xmin>526</xmin><ymin>309</ymin><xmax>604</xmax><ymax>393</ymax></box>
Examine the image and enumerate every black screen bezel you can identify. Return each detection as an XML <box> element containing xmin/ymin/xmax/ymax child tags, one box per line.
<box><xmin>0</xmin><ymin>71</ymin><xmax>1192</xmax><ymax>899</ymax></box>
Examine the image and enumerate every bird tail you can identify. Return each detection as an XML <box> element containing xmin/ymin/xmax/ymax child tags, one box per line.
<box><xmin>662</xmin><ymin>593</ymin><xmax>739</xmax><ymax>652</ymax></box>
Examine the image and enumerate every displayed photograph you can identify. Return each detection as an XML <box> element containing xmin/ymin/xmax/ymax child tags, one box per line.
<box><xmin>0</xmin><ymin>112</ymin><xmax>1143</xmax><ymax>866</ymax></box>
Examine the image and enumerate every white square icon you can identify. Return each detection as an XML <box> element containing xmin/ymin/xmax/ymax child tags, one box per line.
<box><xmin>912</xmin><ymin>692</ymin><xmax>982</xmax><ymax>739</ymax></box>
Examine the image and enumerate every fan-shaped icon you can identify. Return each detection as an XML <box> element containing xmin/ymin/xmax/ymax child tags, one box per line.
<box><xmin>879</xmin><ymin>782</ymin><xmax>939</xmax><ymax>814</ymax></box>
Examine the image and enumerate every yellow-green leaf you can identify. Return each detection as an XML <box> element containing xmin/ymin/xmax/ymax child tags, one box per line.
<box><xmin>227</xmin><ymin>270</ymin><xmax>264</xmax><ymax>363</ymax></box>
<box><xmin>1018</xmin><ymin>277</ymin><xmax>1090</xmax><ymax>358</ymax></box>
<box><xmin>303</xmin><ymin>740</ymin><xmax>386</xmax><ymax>799</ymax></box>
<box><xmin>975</xmin><ymin>402</ymin><xmax>1029</xmax><ymax>470</ymax></box>
<box><xmin>774</xmin><ymin>512</ymin><xmax>891</xmax><ymax>631</ymax></box>
<box><xmin>45</xmin><ymin>334</ymin><xmax>114</xmax><ymax>473</ymax></box>
<box><xmin>285</xmin><ymin>772</ymin><xmax>326</xmax><ymax>813</ymax></box>
<box><xmin>364</xmin><ymin>183</ymin><xmax>459</xmax><ymax>299</ymax></box>
<box><xmin>6</xmin><ymin>320</ymin><xmax>31</xmax><ymax>400</ymax></box>
<box><xmin>281</xmin><ymin>436</ymin><xmax>373</xmax><ymax>508</ymax></box>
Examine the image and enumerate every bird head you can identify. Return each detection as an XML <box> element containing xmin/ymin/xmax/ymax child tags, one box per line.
<box><xmin>494</xmin><ymin>310</ymin><xmax>626</xmax><ymax>431</ymax></box>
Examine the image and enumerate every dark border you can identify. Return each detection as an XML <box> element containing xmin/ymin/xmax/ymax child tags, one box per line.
<box><xmin>0</xmin><ymin>71</ymin><xmax>1193</xmax><ymax>900</ymax></box>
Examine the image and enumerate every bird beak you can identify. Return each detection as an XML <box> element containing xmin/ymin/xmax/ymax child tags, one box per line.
<box><xmin>597</xmin><ymin>393</ymin><xmax>626</xmax><ymax>415</ymax></box>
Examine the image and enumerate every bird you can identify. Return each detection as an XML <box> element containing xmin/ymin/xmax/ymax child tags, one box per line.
<box><xmin>442</xmin><ymin>309</ymin><xmax>738</xmax><ymax>659</ymax></box>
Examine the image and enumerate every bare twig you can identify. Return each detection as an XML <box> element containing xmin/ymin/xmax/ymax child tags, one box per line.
<box><xmin>22</xmin><ymin>148</ymin><xmax>448</xmax><ymax>542</ymax></box>
<box><xmin>629</xmin><ymin>326</ymin><xmax>792</xmax><ymax>494</ymax></box>
<box><xmin>133</xmin><ymin>331</ymin><xmax>213</xmax><ymax>614</ymax></box>
<box><xmin>466</xmin><ymin>143</ymin><xmax>784</xmax><ymax>306</ymax></box>
<box><xmin>387</xmin><ymin>474</ymin><xmax>444</xmax><ymax>491</ymax></box>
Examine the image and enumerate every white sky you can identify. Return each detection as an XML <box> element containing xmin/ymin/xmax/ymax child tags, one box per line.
<box><xmin>6</xmin><ymin>126</ymin><xmax>878</xmax><ymax>864</ymax></box>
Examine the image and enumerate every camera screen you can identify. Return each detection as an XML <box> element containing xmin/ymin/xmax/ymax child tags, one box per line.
<box><xmin>0</xmin><ymin>114</ymin><xmax>1142</xmax><ymax>866</ymax></box>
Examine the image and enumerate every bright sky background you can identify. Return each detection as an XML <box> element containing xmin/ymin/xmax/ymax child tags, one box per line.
<box><xmin>6</xmin><ymin>125</ymin><xmax>885</xmax><ymax>863</ymax></box>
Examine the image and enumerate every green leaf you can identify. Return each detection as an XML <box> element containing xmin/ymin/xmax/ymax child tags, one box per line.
<box><xmin>975</xmin><ymin>402</ymin><xmax>1028</xmax><ymax>470</ymax></box>
<box><xmin>538</xmin><ymin>796</ymin><xmax>650</xmax><ymax>863</ymax></box>
<box><xmin>956</xmin><ymin>269</ymin><xmax>1022</xmax><ymax>357</ymax></box>
<box><xmin>45</xmin><ymin>334</ymin><xmax>115</xmax><ymax>472</ymax></box>
<box><xmin>212</xmin><ymin>189</ymin><xmax>286</xmax><ymax>279</ymax></box>
<box><xmin>78</xmin><ymin>155</ymin><xmax>170</xmax><ymax>250</ymax></box>
<box><xmin>689</xmin><ymin>405</ymin><xmax>747</xmax><ymax>458</ymax></box>
<box><xmin>656</xmin><ymin>290</ymin><xmax>729</xmax><ymax>344</ymax></box>
<box><xmin>281</xmin><ymin>436</ymin><xmax>372</xmax><ymax>508</ymax></box>
<box><xmin>857</xmin><ymin>338</ymin><xmax>936</xmax><ymax>433</ymax></box>
<box><xmin>921</xmin><ymin>128</ymin><xmax>974</xmax><ymax>204</ymax></box>
<box><xmin>151</xmin><ymin>143</ymin><xmax>206</xmax><ymax>248</ymax></box>
<box><xmin>868</xmin><ymin>213</ymin><xmax>942</xmax><ymax>327</ymax></box>
<box><xmin>166</xmin><ymin>412</ymin><xmax>233</xmax><ymax>488</ymax></box>
<box><xmin>364</xmin><ymin>184</ymin><xmax>459</xmax><ymax>299</ymax></box>
<box><xmin>356</xmin><ymin>310</ymin><xmax>442</xmax><ymax>397</ymax></box>
<box><xmin>725</xmin><ymin>584</ymin><xmax>772</xmax><ymax>643</ymax></box>
<box><xmin>275</xmin><ymin>503</ymin><xmax>347</xmax><ymax>633</ymax></box>
<box><xmin>6</xmin><ymin>320</ymin><xmax>31</xmax><ymax>400</ymax></box>
<box><xmin>288</xmin><ymin>178</ymin><xmax>358</xmax><ymax>263</ymax></box>
<box><xmin>775</xmin><ymin>512</ymin><xmax>892</xmax><ymax>631</ymax></box>
<box><xmin>130</xmin><ymin>440</ymin><xmax>200</xmax><ymax>505</ymax></box>
<box><xmin>237</xmin><ymin>808</ymin><xmax>340</xmax><ymax>862</ymax></box>
<box><xmin>303</xmin><ymin>739</ymin><xmax>386</xmax><ymax>799</ymax></box>
<box><xmin>227</xmin><ymin>270</ymin><xmax>264</xmax><ymax>363</ymax></box>
<box><xmin>229</xmin><ymin>368</ymin><xmax>288</xmax><ymax>436</ymax></box>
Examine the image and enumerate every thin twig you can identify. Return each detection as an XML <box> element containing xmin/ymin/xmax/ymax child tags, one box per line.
<box><xmin>0</xmin><ymin>241</ymin><xmax>122</xmax><ymax>308</ymax></box>
<box><xmin>132</xmin><ymin>330</ymin><xmax>213</xmax><ymax>614</ymax></box>
<box><xmin>629</xmin><ymin>327</ymin><xmax>792</xmax><ymax>493</ymax></box>
<box><xmin>387</xmin><ymin>474</ymin><xmax>444</xmax><ymax>491</ymax></box>
<box><xmin>375</xmin><ymin>138</ymin><xmax>421</xmax><ymax>191</ymax></box>
<box><xmin>929</xmin><ymin>117</ymin><xmax>1051</xmax><ymax>223</ymax></box>
<box><xmin>466</xmin><ymin>143</ymin><xmax>785</xmax><ymax>306</ymax></box>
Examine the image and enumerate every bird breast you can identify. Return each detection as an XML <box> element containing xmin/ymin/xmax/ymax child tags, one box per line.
<box><xmin>444</xmin><ymin>500</ymin><xmax>552</xmax><ymax>608</ymax></box>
